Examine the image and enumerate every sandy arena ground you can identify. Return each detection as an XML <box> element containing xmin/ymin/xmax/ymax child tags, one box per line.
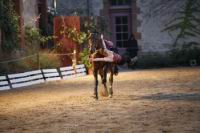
<box><xmin>0</xmin><ymin>67</ymin><xmax>200</xmax><ymax>133</ymax></box>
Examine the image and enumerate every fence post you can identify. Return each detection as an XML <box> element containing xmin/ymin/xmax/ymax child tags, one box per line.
<box><xmin>41</xmin><ymin>69</ymin><xmax>46</xmax><ymax>81</ymax></box>
<box><xmin>6</xmin><ymin>75</ymin><xmax>12</xmax><ymax>89</ymax></box>
<box><xmin>72</xmin><ymin>50</ymin><xmax>77</xmax><ymax>74</ymax></box>
<box><xmin>57</xmin><ymin>67</ymin><xmax>63</xmax><ymax>79</ymax></box>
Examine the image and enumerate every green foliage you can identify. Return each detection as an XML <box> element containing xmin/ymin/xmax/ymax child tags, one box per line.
<box><xmin>0</xmin><ymin>0</ymin><xmax>20</xmax><ymax>52</ymax></box>
<box><xmin>56</xmin><ymin>16</ymin><xmax>90</xmax><ymax>46</ymax></box>
<box><xmin>63</xmin><ymin>27</ymin><xmax>88</xmax><ymax>44</ymax></box>
<box><xmin>164</xmin><ymin>0</ymin><xmax>200</xmax><ymax>47</ymax></box>
<box><xmin>58</xmin><ymin>17</ymin><xmax>109</xmax><ymax>66</ymax></box>
<box><xmin>25</xmin><ymin>26</ymin><xmax>41</xmax><ymax>48</ymax></box>
<box><xmin>81</xmin><ymin>16</ymin><xmax>109</xmax><ymax>35</ymax></box>
<box><xmin>25</xmin><ymin>26</ymin><xmax>55</xmax><ymax>51</ymax></box>
<box><xmin>80</xmin><ymin>48</ymin><xmax>92</xmax><ymax>68</ymax></box>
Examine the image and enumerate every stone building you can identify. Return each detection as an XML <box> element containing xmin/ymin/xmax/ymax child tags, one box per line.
<box><xmin>1</xmin><ymin>0</ymin><xmax>199</xmax><ymax>58</ymax></box>
<box><xmin>50</xmin><ymin>0</ymin><xmax>200</xmax><ymax>55</ymax></box>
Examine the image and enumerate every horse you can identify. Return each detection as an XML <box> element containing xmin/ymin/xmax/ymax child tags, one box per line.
<box><xmin>89</xmin><ymin>34</ymin><xmax>137</xmax><ymax>100</ymax></box>
<box><xmin>89</xmin><ymin>35</ymin><xmax>116</xmax><ymax>100</ymax></box>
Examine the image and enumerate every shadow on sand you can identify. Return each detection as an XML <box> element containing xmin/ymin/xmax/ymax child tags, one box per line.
<box><xmin>141</xmin><ymin>93</ymin><xmax>200</xmax><ymax>101</ymax></box>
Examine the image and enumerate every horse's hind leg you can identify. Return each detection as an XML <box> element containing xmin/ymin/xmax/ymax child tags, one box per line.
<box><xmin>93</xmin><ymin>69</ymin><xmax>98</xmax><ymax>100</ymax></box>
<box><xmin>100</xmin><ymin>66</ymin><xmax>108</xmax><ymax>97</ymax></box>
<box><xmin>109</xmin><ymin>69</ymin><xmax>114</xmax><ymax>98</ymax></box>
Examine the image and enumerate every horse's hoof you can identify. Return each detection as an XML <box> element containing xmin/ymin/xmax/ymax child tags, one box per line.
<box><xmin>91</xmin><ymin>95</ymin><xmax>98</xmax><ymax>100</ymax></box>
<box><xmin>109</xmin><ymin>94</ymin><xmax>112</xmax><ymax>98</ymax></box>
<box><xmin>94</xmin><ymin>97</ymin><xmax>98</xmax><ymax>100</ymax></box>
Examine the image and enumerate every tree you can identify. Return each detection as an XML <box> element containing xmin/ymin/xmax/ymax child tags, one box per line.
<box><xmin>163</xmin><ymin>0</ymin><xmax>200</xmax><ymax>47</ymax></box>
<box><xmin>0</xmin><ymin>0</ymin><xmax>20</xmax><ymax>52</ymax></box>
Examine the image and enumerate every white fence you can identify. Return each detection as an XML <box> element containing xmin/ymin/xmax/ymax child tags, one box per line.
<box><xmin>0</xmin><ymin>76</ymin><xmax>10</xmax><ymax>91</ymax></box>
<box><xmin>0</xmin><ymin>64</ymin><xmax>87</xmax><ymax>91</ymax></box>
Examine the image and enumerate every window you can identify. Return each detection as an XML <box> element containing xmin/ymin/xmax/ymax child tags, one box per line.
<box><xmin>110</xmin><ymin>0</ymin><xmax>130</xmax><ymax>6</ymax></box>
<box><xmin>115</xmin><ymin>16</ymin><xmax>129</xmax><ymax>47</ymax></box>
<box><xmin>109</xmin><ymin>0</ymin><xmax>131</xmax><ymax>48</ymax></box>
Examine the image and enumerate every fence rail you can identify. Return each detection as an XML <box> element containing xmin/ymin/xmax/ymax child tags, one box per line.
<box><xmin>0</xmin><ymin>76</ymin><xmax>10</xmax><ymax>91</ymax></box>
<box><xmin>0</xmin><ymin>64</ymin><xmax>87</xmax><ymax>91</ymax></box>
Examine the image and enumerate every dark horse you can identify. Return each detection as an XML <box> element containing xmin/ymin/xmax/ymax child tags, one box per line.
<box><xmin>89</xmin><ymin>34</ymin><xmax>136</xmax><ymax>100</ymax></box>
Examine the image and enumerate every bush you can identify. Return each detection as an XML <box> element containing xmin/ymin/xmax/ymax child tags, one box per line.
<box><xmin>0</xmin><ymin>52</ymin><xmax>61</xmax><ymax>75</ymax></box>
<box><xmin>136</xmin><ymin>52</ymin><xmax>172</xmax><ymax>69</ymax></box>
<box><xmin>80</xmin><ymin>48</ymin><xmax>92</xmax><ymax>68</ymax></box>
<box><xmin>135</xmin><ymin>48</ymin><xmax>200</xmax><ymax>69</ymax></box>
<box><xmin>25</xmin><ymin>26</ymin><xmax>41</xmax><ymax>48</ymax></box>
<box><xmin>170</xmin><ymin>48</ymin><xmax>200</xmax><ymax>66</ymax></box>
<box><xmin>0</xmin><ymin>56</ymin><xmax>38</xmax><ymax>74</ymax></box>
<box><xmin>39</xmin><ymin>52</ymin><xmax>61</xmax><ymax>69</ymax></box>
<box><xmin>15</xmin><ymin>52</ymin><xmax>61</xmax><ymax>70</ymax></box>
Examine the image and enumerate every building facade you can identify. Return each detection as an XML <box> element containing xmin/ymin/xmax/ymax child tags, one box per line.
<box><xmin>51</xmin><ymin>0</ymin><xmax>200</xmax><ymax>55</ymax></box>
<box><xmin>11</xmin><ymin>0</ymin><xmax>47</xmax><ymax>47</ymax></box>
<box><xmin>1</xmin><ymin>0</ymin><xmax>199</xmax><ymax>56</ymax></box>
<box><xmin>53</xmin><ymin>0</ymin><xmax>140</xmax><ymax>54</ymax></box>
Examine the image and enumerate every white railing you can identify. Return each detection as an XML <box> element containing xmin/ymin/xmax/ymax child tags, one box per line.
<box><xmin>0</xmin><ymin>64</ymin><xmax>87</xmax><ymax>91</ymax></box>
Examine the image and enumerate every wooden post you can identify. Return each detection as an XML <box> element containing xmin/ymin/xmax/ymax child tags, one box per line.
<box><xmin>57</xmin><ymin>67</ymin><xmax>63</xmax><ymax>79</ymax></box>
<box><xmin>6</xmin><ymin>75</ymin><xmax>13</xmax><ymax>89</ymax></box>
<box><xmin>72</xmin><ymin>49</ymin><xmax>77</xmax><ymax>73</ymax></box>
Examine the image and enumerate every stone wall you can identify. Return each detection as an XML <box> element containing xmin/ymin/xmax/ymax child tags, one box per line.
<box><xmin>90</xmin><ymin>0</ymin><xmax>103</xmax><ymax>16</ymax></box>
<box><xmin>56</xmin><ymin>0</ymin><xmax>88</xmax><ymax>16</ymax></box>
<box><xmin>51</xmin><ymin>0</ymin><xmax>103</xmax><ymax>16</ymax></box>
<box><xmin>47</xmin><ymin>0</ymin><xmax>200</xmax><ymax>54</ymax></box>
<box><xmin>137</xmin><ymin>0</ymin><xmax>200</xmax><ymax>53</ymax></box>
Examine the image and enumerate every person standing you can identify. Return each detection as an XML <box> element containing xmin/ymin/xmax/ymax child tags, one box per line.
<box><xmin>126</xmin><ymin>34</ymin><xmax>138</xmax><ymax>58</ymax></box>
<box><xmin>126</xmin><ymin>34</ymin><xmax>139</xmax><ymax>68</ymax></box>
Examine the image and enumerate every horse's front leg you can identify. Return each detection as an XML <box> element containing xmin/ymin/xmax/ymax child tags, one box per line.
<box><xmin>109</xmin><ymin>67</ymin><xmax>114</xmax><ymax>98</ymax></box>
<box><xmin>93</xmin><ymin>69</ymin><xmax>98</xmax><ymax>100</ymax></box>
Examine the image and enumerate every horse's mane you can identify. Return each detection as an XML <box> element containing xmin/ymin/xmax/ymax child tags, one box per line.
<box><xmin>90</xmin><ymin>35</ymin><xmax>103</xmax><ymax>50</ymax></box>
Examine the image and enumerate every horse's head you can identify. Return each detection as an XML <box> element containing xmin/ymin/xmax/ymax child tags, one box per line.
<box><xmin>88</xmin><ymin>33</ymin><xmax>104</xmax><ymax>55</ymax></box>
